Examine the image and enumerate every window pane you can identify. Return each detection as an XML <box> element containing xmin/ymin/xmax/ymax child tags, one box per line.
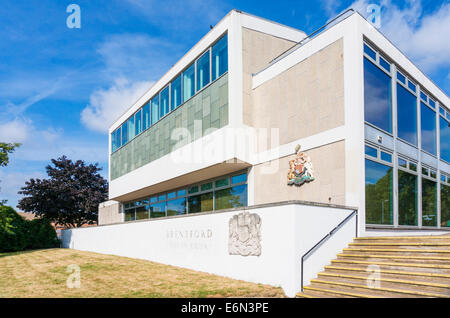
<box><xmin>171</xmin><ymin>74</ymin><xmax>182</xmax><ymax>110</ymax></box>
<box><xmin>167</xmin><ymin>197</ymin><xmax>186</xmax><ymax>216</ymax></box>
<box><xmin>183</xmin><ymin>63</ymin><xmax>195</xmax><ymax>102</ymax></box>
<box><xmin>160</xmin><ymin>86</ymin><xmax>170</xmax><ymax>118</ymax></box>
<box><xmin>127</xmin><ymin>116</ymin><xmax>135</xmax><ymax>141</ymax></box>
<box><xmin>116</xmin><ymin>127</ymin><xmax>121</xmax><ymax>149</ymax></box>
<box><xmin>440</xmin><ymin>117</ymin><xmax>450</xmax><ymax>162</ymax></box>
<box><xmin>408</xmin><ymin>81</ymin><xmax>416</xmax><ymax>92</ymax></box>
<box><xmin>136</xmin><ymin>206</ymin><xmax>149</xmax><ymax>220</ymax></box>
<box><xmin>379</xmin><ymin>57</ymin><xmax>390</xmax><ymax>72</ymax></box>
<box><xmin>158</xmin><ymin>194</ymin><xmax>166</xmax><ymax>201</ymax></box>
<box><xmin>441</xmin><ymin>184</ymin><xmax>450</xmax><ymax>227</ymax></box>
<box><xmin>188</xmin><ymin>192</ymin><xmax>213</xmax><ymax>213</ymax></box>
<box><xmin>188</xmin><ymin>185</ymin><xmax>198</xmax><ymax>194</ymax></box>
<box><xmin>201</xmin><ymin>182</ymin><xmax>212</xmax><ymax>192</ymax></box>
<box><xmin>429</xmin><ymin>99</ymin><xmax>435</xmax><ymax>108</ymax></box>
<box><xmin>365</xmin><ymin>145</ymin><xmax>377</xmax><ymax>157</ymax></box>
<box><xmin>363</xmin><ymin>43</ymin><xmax>376</xmax><ymax>60</ymax></box>
<box><xmin>215</xmin><ymin>178</ymin><xmax>229</xmax><ymax>188</ymax></box>
<box><xmin>215</xmin><ymin>184</ymin><xmax>247</xmax><ymax>210</ymax></box>
<box><xmin>197</xmin><ymin>50</ymin><xmax>210</xmax><ymax>91</ymax></box>
<box><xmin>125</xmin><ymin>210</ymin><xmax>135</xmax><ymax>221</ymax></box>
<box><xmin>365</xmin><ymin>159</ymin><xmax>393</xmax><ymax>225</ymax></box>
<box><xmin>397</xmin><ymin>83</ymin><xmax>417</xmax><ymax>145</ymax></box>
<box><xmin>177</xmin><ymin>189</ymin><xmax>186</xmax><ymax>196</ymax></box>
<box><xmin>150</xmin><ymin>202</ymin><xmax>166</xmax><ymax>218</ymax></box>
<box><xmin>142</xmin><ymin>103</ymin><xmax>150</xmax><ymax>131</ymax></box>
<box><xmin>121</xmin><ymin>121</ymin><xmax>128</xmax><ymax>144</ymax></box>
<box><xmin>135</xmin><ymin>109</ymin><xmax>142</xmax><ymax>136</ymax></box>
<box><xmin>420</xmin><ymin>91</ymin><xmax>427</xmax><ymax>102</ymax></box>
<box><xmin>364</xmin><ymin>58</ymin><xmax>392</xmax><ymax>133</ymax></box>
<box><xmin>167</xmin><ymin>191</ymin><xmax>176</xmax><ymax>199</ymax></box>
<box><xmin>380</xmin><ymin>151</ymin><xmax>392</xmax><ymax>162</ymax></box>
<box><xmin>151</xmin><ymin>97</ymin><xmax>159</xmax><ymax>125</ymax></box>
<box><xmin>397</xmin><ymin>72</ymin><xmax>406</xmax><ymax>84</ymax></box>
<box><xmin>421</xmin><ymin>102</ymin><xmax>436</xmax><ymax>155</ymax></box>
<box><xmin>398</xmin><ymin>170</ymin><xmax>417</xmax><ymax>226</ymax></box>
<box><xmin>231</xmin><ymin>173</ymin><xmax>247</xmax><ymax>184</ymax></box>
<box><xmin>111</xmin><ymin>130</ymin><xmax>116</xmax><ymax>152</ymax></box>
<box><xmin>212</xmin><ymin>34</ymin><xmax>228</xmax><ymax>81</ymax></box>
<box><xmin>422</xmin><ymin>178</ymin><xmax>437</xmax><ymax>226</ymax></box>
<box><xmin>398</xmin><ymin>157</ymin><xmax>407</xmax><ymax>168</ymax></box>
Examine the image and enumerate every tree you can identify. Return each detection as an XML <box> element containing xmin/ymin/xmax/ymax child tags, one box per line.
<box><xmin>0</xmin><ymin>142</ymin><xmax>20</xmax><ymax>167</ymax></box>
<box><xmin>0</xmin><ymin>142</ymin><xmax>21</xmax><ymax>205</ymax></box>
<box><xmin>18</xmin><ymin>156</ymin><xmax>108</xmax><ymax>228</ymax></box>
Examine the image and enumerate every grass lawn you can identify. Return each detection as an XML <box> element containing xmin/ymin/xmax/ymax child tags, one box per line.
<box><xmin>0</xmin><ymin>248</ymin><xmax>286</xmax><ymax>298</ymax></box>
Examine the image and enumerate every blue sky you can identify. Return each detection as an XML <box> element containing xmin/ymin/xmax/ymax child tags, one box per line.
<box><xmin>0</xmin><ymin>0</ymin><xmax>448</xmax><ymax>209</ymax></box>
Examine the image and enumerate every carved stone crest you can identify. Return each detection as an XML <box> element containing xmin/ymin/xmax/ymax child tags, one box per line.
<box><xmin>287</xmin><ymin>144</ymin><xmax>315</xmax><ymax>186</ymax></box>
<box><xmin>228</xmin><ymin>212</ymin><xmax>261</xmax><ymax>256</ymax></box>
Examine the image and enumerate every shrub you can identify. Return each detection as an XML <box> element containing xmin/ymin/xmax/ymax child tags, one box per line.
<box><xmin>0</xmin><ymin>205</ymin><xmax>28</xmax><ymax>252</ymax></box>
<box><xmin>0</xmin><ymin>205</ymin><xmax>59</xmax><ymax>252</ymax></box>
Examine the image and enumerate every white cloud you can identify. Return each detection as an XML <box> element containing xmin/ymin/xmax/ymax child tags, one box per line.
<box><xmin>324</xmin><ymin>0</ymin><xmax>450</xmax><ymax>73</ymax></box>
<box><xmin>0</xmin><ymin>118</ymin><xmax>29</xmax><ymax>143</ymax></box>
<box><xmin>81</xmin><ymin>78</ymin><xmax>153</xmax><ymax>133</ymax></box>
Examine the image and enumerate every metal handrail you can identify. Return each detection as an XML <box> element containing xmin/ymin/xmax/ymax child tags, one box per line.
<box><xmin>300</xmin><ymin>209</ymin><xmax>358</xmax><ymax>291</ymax></box>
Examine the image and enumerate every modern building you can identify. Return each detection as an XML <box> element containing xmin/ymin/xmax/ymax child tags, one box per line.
<box><xmin>63</xmin><ymin>9</ymin><xmax>450</xmax><ymax>297</ymax></box>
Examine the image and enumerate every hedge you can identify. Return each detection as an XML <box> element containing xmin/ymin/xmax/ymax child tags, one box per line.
<box><xmin>0</xmin><ymin>205</ymin><xmax>59</xmax><ymax>252</ymax></box>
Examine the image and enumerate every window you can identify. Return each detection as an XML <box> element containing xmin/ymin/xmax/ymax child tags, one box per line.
<box><xmin>115</xmin><ymin>127</ymin><xmax>121</xmax><ymax>150</ymax></box>
<box><xmin>398</xmin><ymin>157</ymin><xmax>407</xmax><ymax>168</ymax></box>
<box><xmin>440</xmin><ymin>116</ymin><xmax>450</xmax><ymax>162</ymax></box>
<box><xmin>121</xmin><ymin>121</ymin><xmax>128</xmax><ymax>145</ymax></box>
<box><xmin>365</xmin><ymin>145</ymin><xmax>377</xmax><ymax>157</ymax></box>
<box><xmin>136</xmin><ymin>206</ymin><xmax>149</xmax><ymax>220</ymax></box>
<box><xmin>364</xmin><ymin>57</ymin><xmax>392</xmax><ymax>133</ymax></box>
<box><xmin>167</xmin><ymin>197</ymin><xmax>186</xmax><ymax>216</ymax></box>
<box><xmin>123</xmin><ymin>171</ymin><xmax>248</xmax><ymax>222</ymax></box>
<box><xmin>135</xmin><ymin>109</ymin><xmax>142</xmax><ymax>136</ymax></box>
<box><xmin>151</xmin><ymin>97</ymin><xmax>159</xmax><ymax>125</ymax></box>
<box><xmin>408</xmin><ymin>80</ymin><xmax>416</xmax><ymax>92</ymax></box>
<box><xmin>197</xmin><ymin>50</ymin><xmax>210</xmax><ymax>91</ymax></box>
<box><xmin>397</xmin><ymin>71</ymin><xmax>406</xmax><ymax>84</ymax></box>
<box><xmin>188</xmin><ymin>192</ymin><xmax>213</xmax><ymax>213</ymax></box>
<box><xmin>171</xmin><ymin>74</ymin><xmax>182</xmax><ymax>110</ymax></box>
<box><xmin>363</xmin><ymin>43</ymin><xmax>376</xmax><ymax>60</ymax></box>
<box><xmin>111</xmin><ymin>130</ymin><xmax>117</xmax><ymax>152</ymax></box>
<box><xmin>379</xmin><ymin>56</ymin><xmax>390</xmax><ymax>72</ymax></box>
<box><xmin>160</xmin><ymin>86</ymin><xmax>170</xmax><ymax>119</ymax></box>
<box><xmin>212</xmin><ymin>34</ymin><xmax>228</xmax><ymax>81</ymax></box>
<box><xmin>125</xmin><ymin>209</ymin><xmax>135</xmax><ymax>221</ymax></box>
<box><xmin>150</xmin><ymin>201</ymin><xmax>166</xmax><ymax>218</ymax></box>
<box><xmin>397</xmin><ymin>83</ymin><xmax>417</xmax><ymax>145</ymax></box>
<box><xmin>215</xmin><ymin>184</ymin><xmax>247</xmax><ymax>210</ymax></box>
<box><xmin>127</xmin><ymin>116</ymin><xmax>135</xmax><ymax>141</ymax></box>
<box><xmin>422</xmin><ymin>178</ymin><xmax>437</xmax><ymax>226</ymax></box>
<box><xmin>380</xmin><ymin>151</ymin><xmax>392</xmax><ymax>163</ymax></box>
<box><xmin>365</xmin><ymin>159</ymin><xmax>393</xmax><ymax>225</ymax></box>
<box><xmin>183</xmin><ymin>63</ymin><xmax>195</xmax><ymax>102</ymax></box>
<box><xmin>398</xmin><ymin>170</ymin><xmax>417</xmax><ymax>226</ymax></box>
<box><xmin>142</xmin><ymin>103</ymin><xmax>150</xmax><ymax>131</ymax></box>
<box><xmin>421</xmin><ymin>102</ymin><xmax>436</xmax><ymax>155</ymax></box>
<box><xmin>441</xmin><ymin>183</ymin><xmax>450</xmax><ymax>227</ymax></box>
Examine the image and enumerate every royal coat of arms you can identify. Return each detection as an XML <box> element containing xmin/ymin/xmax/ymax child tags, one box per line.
<box><xmin>228</xmin><ymin>212</ymin><xmax>261</xmax><ymax>256</ymax></box>
<box><xmin>287</xmin><ymin>144</ymin><xmax>315</xmax><ymax>186</ymax></box>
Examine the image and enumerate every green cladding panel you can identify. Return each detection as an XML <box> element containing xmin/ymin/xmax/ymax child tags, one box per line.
<box><xmin>110</xmin><ymin>74</ymin><xmax>228</xmax><ymax>180</ymax></box>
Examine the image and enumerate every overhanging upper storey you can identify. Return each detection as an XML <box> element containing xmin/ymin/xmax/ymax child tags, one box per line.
<box><xmin>108</xmin><ymin>9</ymin><xmax>306</xmax><ymax>200</ymax></box>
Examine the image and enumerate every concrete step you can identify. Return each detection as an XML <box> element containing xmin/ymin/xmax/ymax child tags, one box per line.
<box><xmin>296</xmin><ymin>289</ymin><xmax>355</xmax><ymax>298</ymax></box>
<box><xmin>354</xmin><ymin>236</ymin><xmax>450</xmax><ymax>244</ymax></box>
<box><xmin>349</xmin><ymin>242</ymin><xmax>450</xmax><ymax>249</ymax></box>
<box><xmin>323</xmin><ymin>265</ymin><xmax>450</xmax><ymax>284</ymax></box>
<box><xmin>300</xmin><ymin>285</ymin><xmax>377</xmax><ymax>298</ymax></box>
<box><xmin>337</xmin><ymin>253</ymin><xmax>450</xmax><ymax>264</ymax></box>
<box><xmin>330</xmin><ymin>259</ymin><xmax>450</xmax><ymax>274</ymax></box>
<box><xmin>317</xmin><ymin>271</ymin><xmax>450</xmax><ymax>295</ymax></box>
<box><xmin>343</xmin><ymin>248</ymin><xmax>450</xmax><ymax>256</ymax></box>
<box><xmin>309</xmin><ymin>279</ymin><xmax>449</xmax><ymax>298</ymax></box>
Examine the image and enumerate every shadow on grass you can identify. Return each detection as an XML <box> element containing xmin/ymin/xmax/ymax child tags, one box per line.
<box><xmin>0</xmin><ymin>248</ymin><xmax>61</xmax><ymax>258</ymax></box>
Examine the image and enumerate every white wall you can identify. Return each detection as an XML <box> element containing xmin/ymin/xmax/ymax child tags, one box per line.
<box><xmin>62</xmin><ymin>202</ymin><xmax>356</xmax><ymax>297</ymax></box>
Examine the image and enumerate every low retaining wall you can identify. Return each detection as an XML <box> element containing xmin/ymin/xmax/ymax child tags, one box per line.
<box><xmin>62</xmin><ymin>200</ymin><xmax>357</xmax><ymax>297</ymax></box>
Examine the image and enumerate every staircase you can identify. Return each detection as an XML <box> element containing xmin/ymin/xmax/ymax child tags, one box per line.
<box><xmin>297</xmin><ymin>235</ymin><xmax>450</xmax><ymax>298</ymax></box>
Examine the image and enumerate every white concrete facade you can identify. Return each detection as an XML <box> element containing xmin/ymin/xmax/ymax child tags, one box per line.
<box><xmin>62</xmin><ymin>201</ymin><xmax>357</xmax><ymax>297</ymax></box>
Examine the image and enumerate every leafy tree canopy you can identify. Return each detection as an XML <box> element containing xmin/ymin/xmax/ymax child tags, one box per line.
<box><xmin>18</xmin><ymin>156</ymin><xmax>108</xmax><ymax>228</ymax></box>
<box><xmin>0</xmin><ymin>142</ymin><xmax>21</xmax><ymax>167</ymax></box>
